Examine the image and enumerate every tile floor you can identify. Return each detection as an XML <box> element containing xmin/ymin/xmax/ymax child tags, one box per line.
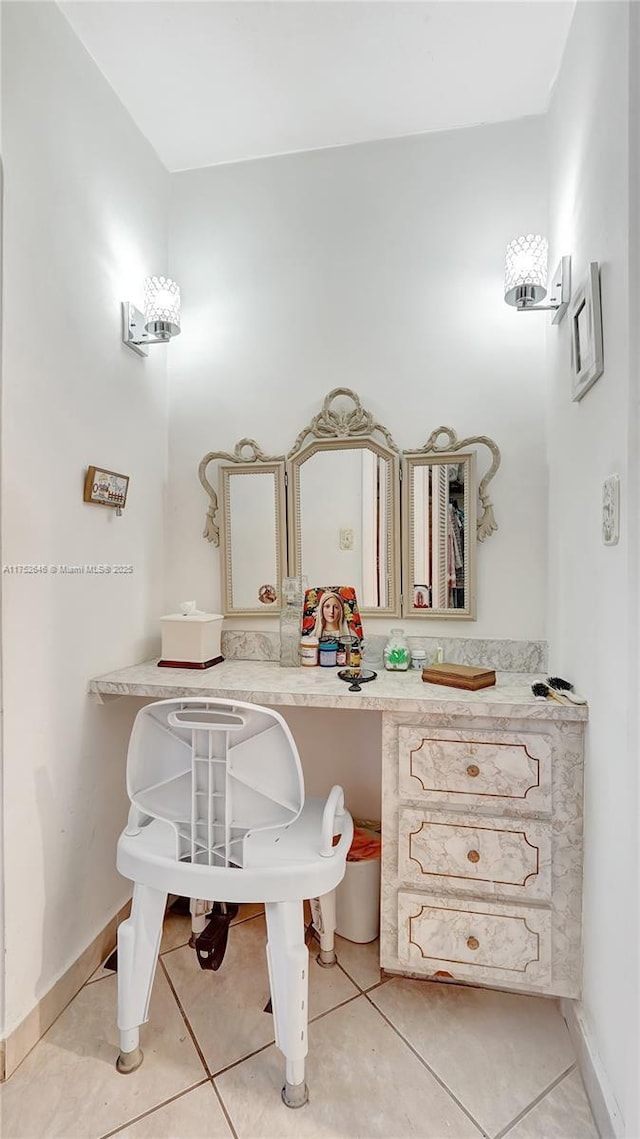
<box><xmin>0</xmin><ymin>905</ymin><xmax>599</xmax><ymax>1139</ymax></box>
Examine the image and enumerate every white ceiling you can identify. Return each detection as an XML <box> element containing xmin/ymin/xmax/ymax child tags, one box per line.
<box><xmin>59</xmin><ymin>0</ymin><xmax>575</xmax><ymax>173</ymax></box>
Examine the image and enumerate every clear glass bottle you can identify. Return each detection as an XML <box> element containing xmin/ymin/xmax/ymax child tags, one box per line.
<box><xmin>383</xmin><ymin>628</ymin><xmax>411</xmax><ymax>671</ymax></box>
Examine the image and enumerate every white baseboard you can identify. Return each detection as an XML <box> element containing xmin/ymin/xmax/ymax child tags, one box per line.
<box><xmin>561</xmin><ymin>998</ymin><xmax>625</xmax><ymax>1139</ymax></box>
<box><xmin>0</xmin><ymin>900</ymin><xmax>131</xmax><ymax>1082</ymax></box>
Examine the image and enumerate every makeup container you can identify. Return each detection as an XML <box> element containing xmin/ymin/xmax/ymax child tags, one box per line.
<box><xmin>318</xmin><ymin>638</ymin><xmax>338</xmax><ymax>667</ymax></box>
<box><xmin>337</xmin><ymin>635</ymin><xmax>355</xmax><ymax>667</ymax></box>
<box><xmin>300</xmin><ymin>636</ymin><xmax>319</xmax><ymax>666</ymax></box>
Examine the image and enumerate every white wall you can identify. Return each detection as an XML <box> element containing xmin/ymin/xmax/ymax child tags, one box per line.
<box><xmin>166</xmin><ymin>117</ymin><xmax>549</xmax><ymax>641</ymax></box>
<box><xmin>0</xmin><ymin>0</ymin><xmax>5</xmax><ymax>1040</ymax></box>
<box><xmin>1</xmin><ymin>2</ymin><xmax>169</xmax><ymax>1037</ymax></box>
<box><xmin>547</xmin><ymin>3</ymin><xmax>639</xmax><ymax>1133</ymax></box>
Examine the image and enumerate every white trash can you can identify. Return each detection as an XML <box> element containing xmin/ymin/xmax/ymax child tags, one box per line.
<box><xmin>335</xmin><ymin>824</ymin><xmax>381</xmax><ymax>944</ymax></box>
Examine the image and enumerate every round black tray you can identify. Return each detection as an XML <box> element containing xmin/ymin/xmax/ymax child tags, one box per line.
<box><xmin>337</xmin><ymin>668</ymin><xmax>377</xmax><ymax>692</ymax></box>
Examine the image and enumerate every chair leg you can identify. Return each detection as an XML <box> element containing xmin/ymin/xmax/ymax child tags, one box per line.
<box><xmin>189</xmin><ymin>897</ymin><xmax>211</xmax><ymax>945</ymax></box>
<box><xmin>264</xmin><ymin>900</ymin><xmax>309</xmax><ymax>1108</ymax></box>
<box><xmin>116</xmin><ymin>883</ymin><xmax>167</xmax><ymax>1074</ymax></box>
<box><xmin>310</xmin><ymin>890</ymin><xmax>337</xmax><ymax>967</ymax></box>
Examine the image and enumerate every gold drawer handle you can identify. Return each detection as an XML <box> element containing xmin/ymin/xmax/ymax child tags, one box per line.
<box><xmin>466</xmin><ymin>764</ymin><xmax>480</xmax><ymax>778</ymax></box>
<box><xmin>467</xmin><ymin>936</ymin><xmax>479</xmax><ymax>951</ymax></box>
<box><xmin>467</xmin><ymin>849</ymin><xmax>480</xmax><ymax>864</ymax></box>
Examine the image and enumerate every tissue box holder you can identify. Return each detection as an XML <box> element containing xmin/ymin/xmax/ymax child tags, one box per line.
<box><xmin>158</xmin><ymin>613</ymin><xmax>224</xmax><ymax>669</ymax></box>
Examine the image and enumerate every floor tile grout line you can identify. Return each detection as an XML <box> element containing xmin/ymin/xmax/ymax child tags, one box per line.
<box><xmin>207</xmin><ymin>990</ymin><xmax>366</xmax><ymax>1081</ymax></box>
<box><xmin>209</xmin><ymin>1074</ymin><xmax>241</xmax><ymax>1139</ymax></box>
<box><xmin>493</xmin><ymin>1062</ymin><xmax>577</xmax><ymax>1139</ymax></box>
<box><xmin>160</xmin><ymin>939</ymin><xmax>191</xmax><ymax>959</ymax></box>
<box><xmin>363</xmin><ymin>991</ymin><xmax>490</xmax><ymax>1138</ymax></box>
<box><xmin>86</xmin><ymin>970</ymin><xmax>118</xmax><ymax>985</ymax></box>
<box><xmin>98</xmin><ymin>1078</ymin><xmax>210</xmax><ymax>1139</ymax></box>
<box><xmin>159</xmin><ymin>957</ymin><xmax>213</xmax><ymax>1079</ymax></box>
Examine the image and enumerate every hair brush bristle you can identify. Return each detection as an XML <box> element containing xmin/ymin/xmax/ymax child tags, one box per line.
<box><xmin>531</xmin><ymin>682</ymin><xmax>549</xmax><ymax>698</ymax></box>
<box><xmin>547</xmin><ymin>676</ymin><xmax>573</xmax><ymax>692</ymax></box>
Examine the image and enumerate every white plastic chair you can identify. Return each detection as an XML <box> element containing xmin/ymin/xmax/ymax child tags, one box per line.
<box><xmin>115</xmin><ymin>697</ymin><xmax>353</xmax><ymax>1107</ymax></box>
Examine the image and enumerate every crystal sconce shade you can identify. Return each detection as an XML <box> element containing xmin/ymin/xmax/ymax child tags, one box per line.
<box><xmin>143</xmin><ymin>276</ymin><xmax>181</xmax><ymax>340</ymax></box>
<box><xmin>122</xmin><ymin>276</ymin><xmax>181</xmax><ymax>356</ymax></box>
<box><xmin>503</xmin><ymin>234</ymin><xmax>571</xmax><ymax>324</ymax></box>
<box><xmin>504</xmin><ymin>234</ymin><xmax>549</xmax><ymax>308</ymax></box>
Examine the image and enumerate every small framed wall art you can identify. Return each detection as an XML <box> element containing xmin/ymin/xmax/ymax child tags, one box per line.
<box><xmin>83</xmin><ymin>466</ymin><xmax>129</xmax><ymax>510</ymax></box>
<box><xmin>570</xmin><ymin>261</ymin><xmax>604</xmax><ymax>402</ymax></box>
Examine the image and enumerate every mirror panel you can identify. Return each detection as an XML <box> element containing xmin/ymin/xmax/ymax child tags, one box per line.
<box><xmin>288</xmin><ymin>439</ymin><xmax>400</xmax><ymax>615</ymax></box>
<box><xmin>220</xmin><ymin>463</ymin><xmax>287</xmax><ymax>615</ymax></box>
<box><xmin>403</xmin><ymin>452</ymin><xmax>477</xmax><ymax>618</ymax></box>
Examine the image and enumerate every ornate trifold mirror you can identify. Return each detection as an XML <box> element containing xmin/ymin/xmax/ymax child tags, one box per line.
<box><xmin>199</xmin><ymin>390</ymin><xmax>500</xmax><ymax>621</ymax></box>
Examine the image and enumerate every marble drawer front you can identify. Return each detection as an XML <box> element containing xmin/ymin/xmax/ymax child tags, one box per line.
<box><xmin>398</xmin><ymin>726</ymin><xmax>551</xmax><ymax>814</ymax></box>
<box><xmin>399</xmin><ymin>808</ymin><xmax>552</xmax><ymax>900</ymax></box>
<box><xmin>382</xmin><ymin>711</ymin><xmax>584</xmax><ymax>998</ymax></box>
<box><xmin>398</xmin><ymin>890</ymin><xmax>552</xmax><ymax>988</ymax></box>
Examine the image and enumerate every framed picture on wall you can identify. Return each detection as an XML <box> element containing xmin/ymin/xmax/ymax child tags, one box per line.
<box><xmin>83</xmin><ymin>466</ymin><xmax>129</xmax><ymax>510</ymax></box>
<box><xmin>570</xmin><ymin>262</ymin><xmax>604</xmax><ymax>402</ymax></box>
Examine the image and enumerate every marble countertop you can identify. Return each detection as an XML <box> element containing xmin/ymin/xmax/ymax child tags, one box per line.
<box><xmin>88</xmin><ymin>659</ymin><xmax>588</xmax><ymax>721</ymax></box>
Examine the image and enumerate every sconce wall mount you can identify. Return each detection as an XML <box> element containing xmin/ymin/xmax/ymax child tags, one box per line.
<box><xmin>504</xmin><ymin>235</ymin><xmax>571</xmax><ymax>324</ymax></box>
<box><xmin>122</xmin><ymin>276</ymin><xmax>181</xmax><ymax>357</ymax></box>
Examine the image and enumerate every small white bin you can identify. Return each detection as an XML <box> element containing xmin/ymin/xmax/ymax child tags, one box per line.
<box><xmin>335</xmin><ymin>825</ymin><xmax>381</xmax><ymax>944</ymax></box>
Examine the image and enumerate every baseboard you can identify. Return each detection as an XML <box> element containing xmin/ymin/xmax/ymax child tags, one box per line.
<box><xmin>0</xmin><ymin>900</ymin><xmax>131</xmax><ymax>1082</ymax></box>
<box><xmin>561</xmin><ymin>998</ymin><xmax>625</xmax><ymax>1139</ymax></box>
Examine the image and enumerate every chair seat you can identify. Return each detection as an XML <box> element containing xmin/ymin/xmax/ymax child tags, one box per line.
<box><xmin>118</xmin><ymin>796</ymin><xmax>353</xmax><ymax>904</ymax></box>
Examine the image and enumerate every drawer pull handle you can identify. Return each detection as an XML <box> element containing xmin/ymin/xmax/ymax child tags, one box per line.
<box><xmin>466</xmin><ymin>764</ymin><xmax>480</xmax><ymax>778</ymax></box>
<box><xmin>467</xmin><ymin>936</ymin><xmax>480</xmax><ymax>951</ymax></box>
<box><xmin>467</xmin><ymin>849</ymin><xmax>480</xmax><ymax>863</ymax></box>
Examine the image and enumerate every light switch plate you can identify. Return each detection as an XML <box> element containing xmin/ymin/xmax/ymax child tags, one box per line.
<box><xmin>339</xmin><ymin>527</ymin><xmax>354</xmax><ymax>550</ymax></box>
<box><xmin>602</xmin><ymin>475</ymin><xmax>620</xmax><ymax>545</ymax></box>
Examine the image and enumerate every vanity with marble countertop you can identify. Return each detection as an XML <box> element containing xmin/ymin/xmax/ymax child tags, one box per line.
<box><xmin>89</xmin><ymin>657</ymin><xmax>586</xmax><ymax>719</ymax></box>
<box><xmin>89</xmin><ymin>658</ymin><xmax>586</xmax><ymax>999</ymax></box>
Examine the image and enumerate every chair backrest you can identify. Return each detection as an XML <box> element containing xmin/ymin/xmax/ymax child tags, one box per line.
<box><xmin>126</xmin><ymin>698</ymin><xmax>305</xmax><ymax>867</ymax></box>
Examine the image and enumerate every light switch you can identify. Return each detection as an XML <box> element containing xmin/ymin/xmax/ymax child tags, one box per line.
<box><xmin>339</xmin><ymin>527</ymin><xmax>354</xmax><ymax>550</ymax></box>
<box><xmin>602</xmin><ymin>475</ymin><xmax>620</xmax><ymax>545</ymax></box>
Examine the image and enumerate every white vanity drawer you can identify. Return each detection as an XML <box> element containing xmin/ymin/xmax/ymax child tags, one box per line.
<box><xmin>398</xmin><ymin>726</ymin><xmax>551</xmax><ymax>813</ymax></box>
<box><xmin>398</xmin><ymin>890</ymin><xmax>552</xmax><ymax>988</ymax></box>
<box><xmin>399</xmin><ymin>808</ymin><xmax>551</xmax><ymax>900</ymax></box>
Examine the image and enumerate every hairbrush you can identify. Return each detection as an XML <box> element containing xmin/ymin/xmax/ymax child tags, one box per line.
<box><xmin>531</xmin><ymin>681</ymin><xmax>571</xmax><ymax>705</ymax></box>
<box><xmin>546</xmin><ymin>676</ymin><xmax>587</xmax><ymax>705</ymax></box>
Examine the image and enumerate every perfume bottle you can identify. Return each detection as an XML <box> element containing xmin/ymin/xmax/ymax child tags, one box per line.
<box><xmin>279</xmin><ymin>576</ymin><xmax>306</xmax><ymax>668</ymax></box>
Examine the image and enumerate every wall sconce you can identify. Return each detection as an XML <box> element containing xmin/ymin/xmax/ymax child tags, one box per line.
<box><xmin>504</xmin><ymin>235</ymin><xmax>571</xmax><ymax>324</ymax></box>
<box><xmin>122</xmin><ymin>276</ymin><xmax>181</xmax><ymax>356</ymax></box>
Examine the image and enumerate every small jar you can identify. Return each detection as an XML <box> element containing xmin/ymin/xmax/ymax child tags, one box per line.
<box><xmin>411</xmin><ymin>648</ymin><xmax>427</xmax><ymax>671</ymax></box>
<box><xmin>349</xmin><ymin>638</ymin><xmax>362</xmax><ymax>668</ymax></box>
<box><xmin>337</xmin><ymin>635</ymin><xmax>355</xmax><ymax>667</ymax></box>
<box><xmin>384</xmin><ymin>628</ymin><xmax>410</xmax><ymax>671</ymax></box>
<box><xmin>300</xmin><ymin>636</ymin><xmax>319</xmax><ymax>666</ymax></box>
<box><xmin>318</xmin><ymin>638</ymin><xmax>338</xmax><ymax>667</ymax></box>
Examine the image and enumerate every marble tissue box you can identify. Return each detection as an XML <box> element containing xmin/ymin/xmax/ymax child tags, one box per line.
<box><xmin>159</xmin><ymin>611</ymin><xmax>224</xmax><ymax>668</ymax></box>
